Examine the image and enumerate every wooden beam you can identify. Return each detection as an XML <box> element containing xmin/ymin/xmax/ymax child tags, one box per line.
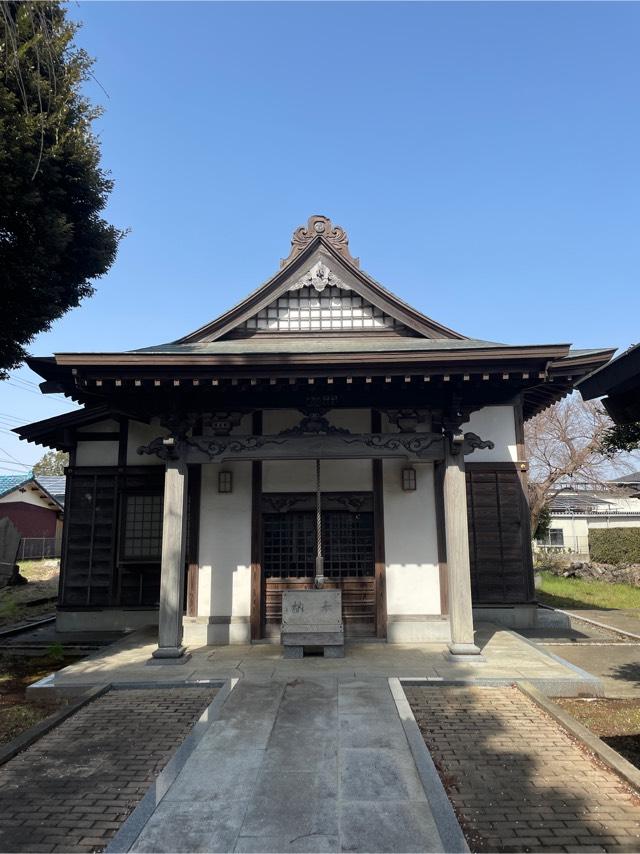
<box><xmin>250</xmin><ymin>410</ymin><xmax>263</xmax><ymax>641</ymax></box>
<box><xmin>371</xmin><ymin>410</ymin><xmax>387</xmax><ymax>639</ymax></box>
<box><xmin>117</xmin><ymin>418</ymin><xmax>128</xmax><ymax>468</ymax></box>
<box><xmin>434</xmin><ymin>460</ymin><xmax>448</xmax><ymax>616</ymax></box>
<box><xmin>186</xmin><ymin>463</ymin><xmax>201</xmax><ymax>618</ymax></box>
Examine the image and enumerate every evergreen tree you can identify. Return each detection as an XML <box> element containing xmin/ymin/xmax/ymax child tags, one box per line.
<box><xmin>0</xmin><ymin>1</ymin><xmax>122</xmax><ymax>377</ymax></box>
<box><xmin>33</xmin><ymin>449</ymin><xmax>68</xmax><ymax>475</ymax></box>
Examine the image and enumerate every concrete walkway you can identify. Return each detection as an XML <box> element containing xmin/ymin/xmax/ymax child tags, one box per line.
<box><xmin>28</xmin><ymin>623</ymin><xmax>602</xmax><ymax>699</ymax></box>
<box><xmin>523</xmin><ymin>609</ymin><xmax>640</xmax><ymax>698</ymax></box>
<box><xmin>129</xmin><ymin>677</ymin><xmax>445</xmax><ymax>853</ymax></box>
<box><xmin>563</xmin><ymin>608</ymin><xmax>640</xmax><ymax>638</ymax></box>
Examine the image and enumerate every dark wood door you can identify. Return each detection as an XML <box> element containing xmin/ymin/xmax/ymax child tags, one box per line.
<box><xmin>466</xmin><ymin>465</ymin><xmax>535</xmax><ymax>604</ymax></box>
<box><xmin>261</xmin><ymin>498</ymin><xmax>376</xmax><ymax>638</ymax></box>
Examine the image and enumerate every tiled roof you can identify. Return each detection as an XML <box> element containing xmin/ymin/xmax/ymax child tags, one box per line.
<box><xmin>0</xmin><ymin>473</ymin><xmax>65</xmax><ymax>508</ymax></box>
<box><xmin>0</xmin><ymin>473</ymin><xmax>33</xmax><ymax>498</ymax></box>
<box><xmin>133</xmin><ymin>337</ymin><xmax>507</xmax><ymax>355</ymax></box>
<box><xmin>37</xmin><ymin>476</ymin><xmax>67</xmax><ymax>504</ymax></box>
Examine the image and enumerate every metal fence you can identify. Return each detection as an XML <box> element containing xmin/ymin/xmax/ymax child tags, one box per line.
<box><xmin>17</xmin><ymin>537</ymin><xmax>61</xmax><ymax>561</ymax></box>
<box><xmin>533</xmin><ymin>536</ymin><xmax>590</xmax><ymax>558</ymax></box>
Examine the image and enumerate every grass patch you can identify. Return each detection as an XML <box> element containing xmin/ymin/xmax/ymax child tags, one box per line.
<box><xmin>17</xmin><ymin>559</ymin><xmax>60</xmax><ymax>584</ymax></box>
<box><xmin>555</xmin><ymin>697</ymin><xmax>640</xmax><ymax>770</ymax></box>
<box><xmin>0</xmin><ymin>652</ymin><xmax>81</xmax><ymax>746</ymax></box>
<box><xmin>537</xmin><ymin>571</ymin><xmax>640</xmax><ymax>610</ymax></box>
<box><xmin>0</xmin><ymin>560</ymin><xmax>59</xmax><ymax>628</ymax></box>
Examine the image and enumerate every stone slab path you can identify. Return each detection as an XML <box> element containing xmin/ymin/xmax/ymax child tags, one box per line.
<box><xmin>31</xmin><ymin>624</ymin><xmax>602</xmax><ymax>699</ymax></box>
<box><xmin>130</xmin><ymin>678</ymin><xmax>445</xmax><ymax>853</ymax></box>
<box><xmin>0</xmin><ymin>686</ymin><xmax>217</xmax><ymax>853</ymax></box>
<box><xmin>406</xmin><ymin>684</ymin><xmax>640</xmax><ymax>853</ymax></box>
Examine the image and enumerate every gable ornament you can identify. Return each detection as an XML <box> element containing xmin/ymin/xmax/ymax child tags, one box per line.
<box><xmin>289</xmin><ymin>261</ymin><xmax>351</xmax><ymax>294</ymax></box>
<box><xmin>281</xmin><ymin>215</ymin><xmax>360</xmax><ymax>269</ymax></box>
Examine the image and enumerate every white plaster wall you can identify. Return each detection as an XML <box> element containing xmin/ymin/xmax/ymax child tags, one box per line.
<box><xmin>127</xmin><ymin>420</ymin><xmax>168</xmax><ymax>465</ymax></box>
<box><xmin>587</xmin><ymin>518</ymin><xmax>640</xmax><ymax>529</ymax></box>
<box><xmin>262</xmin><ymin>409</ymin><xmax>372</xmax><ymax>492</ymax></box>
<box><xmin>383</xmin><ymin>459</ymin><xmax>441</xmax><ymax>616</ymax></box>
<box><xmin>546</xmin><ymin>516</ymin><xmax>589</xmax><ymax>555</ymax></box>
<box><xmin>198</xmin><ymin>462</ymin><xmax>252</xmax><ymax>625</ymax></box>
<box><xmin>262</xmin><ymin>459</ymin><xmax>372</xmax><ymax>492</ymax></box>
<box><xmin>75</xmin><ymin>441</ymin><xmax>118</xmax><ymax>466</ymax></box>
<box><xmin>0</xmin><ymin>487</ymin><xmax>53</xmax><ymax>508</ymax></box>
<box><xmin>461</xmin><ymin>405</ymin><xmax>518</xmax><ymax>462</ymax></box>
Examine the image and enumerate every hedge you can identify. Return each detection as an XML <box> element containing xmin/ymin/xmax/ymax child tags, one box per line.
<box><xmin>589</xmin><ymin>528</ymin><xmax>640</xmax><ymax>565</ymax></box>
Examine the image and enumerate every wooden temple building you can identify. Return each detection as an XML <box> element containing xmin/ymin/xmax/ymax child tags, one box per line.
<box><xmin>16</xmin><ymin>216</ymin><xmax>614</xmax><ymax>660</ymax></box>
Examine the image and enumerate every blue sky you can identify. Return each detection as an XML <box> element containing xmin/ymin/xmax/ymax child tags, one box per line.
<box><xmin>2</xmin><ymin>1</ymin><xmax>639</xmax><ymax>474</ymax></box>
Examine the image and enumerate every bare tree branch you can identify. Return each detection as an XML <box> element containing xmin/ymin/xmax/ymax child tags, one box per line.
<box><xmin>525</xmin><ymin>394</ymin><xmax>634</xmax><ymax>533</ymax></box>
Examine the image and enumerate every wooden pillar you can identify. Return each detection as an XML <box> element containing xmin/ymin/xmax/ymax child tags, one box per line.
<box><xmin>186</xmin><ymin>464</ymin><xmax>201</xmax><ymax>618</ymax></box>
<box><xmin>152</xmin><ymin>457</ymin><xmax>189</xmax><ymax>660</ymax></box>
<box><xmin>443</xmin><ymin>445</ymin><xmax>481</xmax><ymax>656</ymax></box>
<box><xmin>371</xmin><ymin>410</ymin><xmax>387</xmax><ymax>639</ymax></box>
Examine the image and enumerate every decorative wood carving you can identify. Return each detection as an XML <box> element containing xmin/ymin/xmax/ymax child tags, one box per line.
<box><xmin>461</xmin><ymin>432</ymin><xmax>495</xmax><ymax>455</ymax></box>
<box><xmin>384</xmin><ymin>409</ymin><xmax>430</xmax><ymax>432</ymax></box>
<box><xmin>280</xmin><ymin>215</ymin><xmax>360</xmax><ymax>269</ymax></box>
<box><xmin>342</xmin><ymin>433</ymin><xmax>444</xmax><ymax>458</ymax></box>
<box><xmin>289</xmin><ymin>261</ymin><xmax>351</xmax><ymax>293</ymax></box>
<box><xmin>278</xmin><ymin>410</ymin><xmax>351</xmax><ymax>437</ymax></box>
<box><xmin>331</xmin><ymin>494</ymin><xmax>370</xmax><ymax>513</ymax></box>
<box><xmin>137</xmin><ymin>436</ymin><xmax>181</xmax><ymax>461</ymax></box>
<box><xmin>262</xmin><ymin>494</ymin><xmax>311</xmax><ymax>513</ymax></box>
<box><xmin>448</xmin><ymin>431</ymin><xmax>495</xmax><ymax>456</ymax></box>
<box><xmin>201</xmin><ymin>412</ymin><xmax>246</xmax><ymax>436</ymax></box>
<box><xmin>186</xmin><ymin>435</ymin><xmax>286</xmax><ymax>459</ymax></box>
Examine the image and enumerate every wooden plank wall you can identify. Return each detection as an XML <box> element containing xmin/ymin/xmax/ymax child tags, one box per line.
<box><xmin>466</xmin><ymin>462</ymin><xmax>535</xmax><ymax>604</ymax></box>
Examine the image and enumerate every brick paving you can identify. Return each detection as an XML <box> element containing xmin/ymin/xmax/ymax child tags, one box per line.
<box><xmin>0</xmin><ymin>686</ymin><xmax>217</xmax><ymax>853</ymax></box>
<box><xmin>405</xmin><ymin>685</ymin><xmax>640</xmax><ymax>853</ymax></box>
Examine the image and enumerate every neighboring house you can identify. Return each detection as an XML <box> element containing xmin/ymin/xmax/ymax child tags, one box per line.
<box><xmin>536</xmin><ymin>477</ymin><xmax>640</xmax><ymax>557</ymax></box>
<box><xmin>0</xmin><ymin>472</ymin><xmax>65</xmax><ymax>557</ymax></box>
<box><xmin>15</xmin><ymin>216</ymin><xmax>614</xmax><ymax>657</ymax></box>
<box><xmin>36</xmin><ymin>476</ymin><xmax>67</xmax><ymax>508</ymax></box>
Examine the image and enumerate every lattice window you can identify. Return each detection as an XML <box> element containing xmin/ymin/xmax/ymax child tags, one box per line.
<box><xmin>263</xmin><ymin>512</ymin><xmax>315</xmax><ymax>578</ymax></box>
<box><xmin>122</xmin><ymin>494</ymin><xmax>163</xmax><ymax>560</ymax></box>
<box><xmin>241</xmin><ymin>286</ymin><xmax>406</xmax><ymax>332</ymax></box>
<box><xmin>323</xmin><ymin>511</ymin><xmax>374</xmax><ymax>578</ymax></box>
<box><xmin>262</xmin><ymin>509</ymin><xmax>374</xmax><ymax>579</ymax></box>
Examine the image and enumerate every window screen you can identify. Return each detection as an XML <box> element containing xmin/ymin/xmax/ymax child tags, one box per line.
<box><xmin>122</xmin><ymin>494</ymin><xmax>163</xmax><ymax>560</ymax></box>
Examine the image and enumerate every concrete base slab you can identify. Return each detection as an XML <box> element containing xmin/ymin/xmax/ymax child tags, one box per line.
<box><xmin>283</xmin><ymin>645</ymin><xmax>303</xmax><ymax>659</ymax></box>
<box><xmin>26</xmin><ymin>622</ymin><xmax>605</xmax><ymax>700</ymax></box>
<box><xmin>147</xmin><ymin>652</ymin><xmax>192</xmax><ymax>665</ymax></box>
<box><xmin>323</xmin><ymin>645</ymin><xmax>344</xmax><ymax>658</ymax></box>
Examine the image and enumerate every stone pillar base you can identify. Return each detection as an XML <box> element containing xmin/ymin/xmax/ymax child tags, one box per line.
<box><xmin>444</xmin><ymin>642</ymin><xmax>485</xmax><ymax>663</ymax></box>
<box><xmin>148</xmin><ymin>646</ymin><xmax>191</xmax><ymax>665</ymax></box>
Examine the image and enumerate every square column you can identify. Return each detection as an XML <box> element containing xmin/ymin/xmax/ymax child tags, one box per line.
<box><xmin>443</xmin><ymin>446</ymin><xmax>482</xmax><ymax>657</ymax></box>
<box><xmin>152</xmin><ymin>457</ymin><xmax>189</xmax><ymax>661</ymax></box>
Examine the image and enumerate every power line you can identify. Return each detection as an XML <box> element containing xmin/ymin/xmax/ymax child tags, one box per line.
<box><xmin>0</xmin><ymin>445</ymin><xmax>29</xmax><ymax>466</ymax></box>
<box><xmin>8</xmin><ymin>375</ymin><xmax>40</xmax><ymax>388</ymax></box>
<box><xmin>6</xmin><ymin>381</ymin><xmax>79</xmax><ymax>408</ymax></box>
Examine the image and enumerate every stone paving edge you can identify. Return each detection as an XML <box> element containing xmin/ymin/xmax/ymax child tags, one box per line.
<box><xmin>105</xmin><ymin>677</ymin><xmax>237</xmax><ymax>854</ymax></box>
<box><xmin>539</xmin><ymin>604</ymin><xmax>640</xmax><ymax>641</ymax></box>
<box><xmin>504</xmin><ymin>628</ymin><xmax>605</xmax><ymax>695</ymax></box>
<box><xmin>0</xmin><ymin>683</ymin><xmax>109</xmax><ymax>767</ymax></box>
<box><xmin>390</xmin><ymin>678</ymin><xmax>469</xmax><ymax>854</ymax></box>
<box><xmin>518</xmin><ymin>680</ymin><xmax>640</xmax><ymax>795</ymax></box>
